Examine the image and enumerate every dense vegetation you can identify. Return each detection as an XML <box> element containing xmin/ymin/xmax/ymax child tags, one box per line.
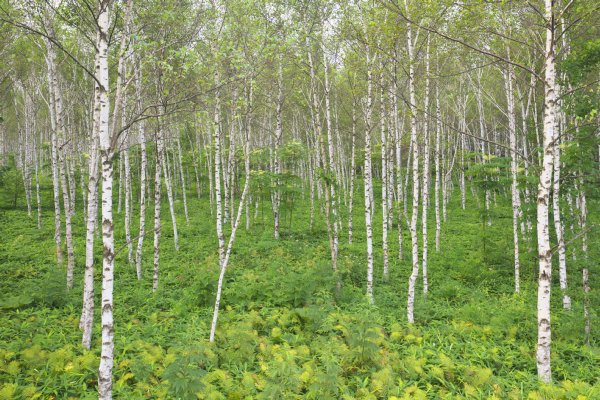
<box><xmin>1</xmin><ymin>178</ymin><xmax>598</xmax><ymax>399</ymax></box>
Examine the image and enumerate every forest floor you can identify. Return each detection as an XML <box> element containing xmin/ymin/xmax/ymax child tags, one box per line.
<box><xmin>0</xmin><ymin>186</ymin><xmax>598</xmax><ymax>399</ymax></box>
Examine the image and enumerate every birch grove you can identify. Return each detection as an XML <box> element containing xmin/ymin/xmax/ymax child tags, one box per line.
<box><xmin>0</xmin><ymin>0</ymin><xmax>598</xmax><ymax>397</ymax></box>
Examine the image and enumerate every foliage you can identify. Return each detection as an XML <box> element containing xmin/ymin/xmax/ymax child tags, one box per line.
<box><xmin>0</xmin><ymin>184</ymin><xmax>597</xmax><ymax>398</ymax></box>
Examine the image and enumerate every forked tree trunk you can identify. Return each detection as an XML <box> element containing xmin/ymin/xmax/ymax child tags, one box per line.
<box><xmin>161</xmin><ymin>136</ymin><xmax>179</xmax><ymax>251</ymax></box>
<box><xmin>209</xmin><ymin>79</ymin><xmax>252</xmax><ymax>343</ymax></box>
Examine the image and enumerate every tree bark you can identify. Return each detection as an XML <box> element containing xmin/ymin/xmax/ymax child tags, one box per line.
<box><xmin>504</xmin><ymin>63</ymin><xmax>521</xmax><ymax>294</ymax></box>
<box><xmin>135</xmin><ymin>59</ymin><xmax>147</xmax><ymax>280</ymax></box>
<box><xmin>96</xmin><ymin>0</ymin><xmax>115</xmax><ymax>398</ymax></box>
<box><xmin>364</xmin><ymin>44</ymin><xmax>375</xmax><ymax>304</ymax></box>
<box><xmin>536</xmin><ymin>0</ymin><xmax>558</xmax><ymax>383</ymax></box>
<box><xmin>405</xmin><ymin>0</ymin><xmax>421</xmax><ymax>323</ymax></box>
<box><xmin>421</xmin><ymin>38</ymin><xmax>431</xmax><ymax>295</ymax></box>
<box><xmin>380</xmin><ymin>63</ymin><xmax>389</xmax><ymax>280</ymax></box>
<box><xmin>273</xmin><ymin>56</ymin><xmax>283</xmax><ymax>239</ymax></box>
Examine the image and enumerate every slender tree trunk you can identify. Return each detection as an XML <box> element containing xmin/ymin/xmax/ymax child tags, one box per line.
<box><xmin>579</xmin><ymin>187</ymin><xmax>591</xmax><ymax>344</ymax></box>
<box><xmin>21</xmin><ymin>91</ymin><xmax>33</xmax><ymax>217</ymax></box>
<box><xmin>49</xmin><ymin>53</ymin><xmax>75</xmax><ymax>289</ymax></box>
<box><xmin>421</xmin><ymin>38</ymin><xmax>431</xmax><ymax>295</ymax></box>
<box><xmin>124</xmin><ymin>141</ymin><xmax>133</xmax><ymax>264</ymax></box>
<box><xmin>117</xmin><ymin>156</ymin><xmax>123</xmax><ymax>214</ymax></box>
<box><xmin>364</xmin><ymin>45</ymin><xmax>375</xmax><ymax>304</ymax></box>
<box><xmin>504</xmin><ymin>63</ymin><xmax>521</xmax><ymax>293</ymax></box>
<box><xmin>34</xmin><ymin>128</ymin><xmax>42</xmax><ymax>229</ymax></box>
<box><xmin>405</xmin><ymin>0</ymin><xmax>421</xmax><ymax>323</ymax></box>
<box><xmin>68</xmin><ymin>143</ymin><xmax>76</xmax><ymax>217</ymax></box>
<box><xmin>273</xmin><ymin>56</ymin><xmax>283</xmax><ymax>239</ymax></box>
<box><xmin>323</xmin><ymin>49</ymin><xmax>339</xmax><ymax>275</ymax></box>
<box><xmin>434</xmin><ymin>78</ymin><xmax>441</xmax><ymax>251</ymax></box>
<box><xmin>348</xmin><ymin>99</ymin><xmax>357</xmax><ymax>244</ymax></box>
<box><xmin>205</xmin><ymin>129</ymin><xmax>214</xmax><ymax>215</ymax></box>
<box><xmin>213</xmin><ymin>68</ymin><xmax>226</xmax><ymax>270</ymax></box>
<box><xmin>81</xmin><ymin>134</ymin><xmax>99</xmax><ymax>349</ymax></box>
<box><xmin>161</xmin><ymin>136</ymin><xmax>179</xmax><ymax>251</ymax></box>
<box><xmin>97</xmin><ymin>0</ymin><xmax>134</xmax><ymax>394</ymax></box>
<box><xmin>536</xmin><ymin>0</ymin><xmax>558</xmax><ymax>383</ymax></box>
<box><xmin>45</xmin><ymin>30</ymin><xmax>63</xmax><ymax>265</ymax></box>
<box><xmin>176</xmin><ymin>135</ymin><xmax>190</xmax><ymax>224</ymax></box>
<box><xmin>475</xmin><ymin>70</ymin><xmax>491</xmax><ymax>225</ymax></box>
<box><xmin>380</xmin><ymin>64</ymin><xmax>389</xmax><ymax>280</ymax></box>
<box><xmin>552</xmin><ymin>103</ymin><xmax>570</xmax><ymax>309</ymax></box>
<box><xmin>209</xmin><ymin>80</ymin><xmax>252</xmax><ymax>343</ymax></box>
<box><xmin>459</xmin><ymin>126</ymin><xmax>466</xmax><ymax>210</ymax></box>
<box><xmin>153</xmin><ymin>131</ymin><xmax>162</xmax><ymax>291</ymax></box>
<box><xmin>80</xmin><ymin>154</ymin><xmax>87</xmax><ymax>223</ymax></box>
<box><xmin>96</xmin><ymin>1</ymin><xmax>115</xmax><ymax>397</ymax></box>
<box><xmin>60</xmin><ymin>146</ymin><xmax>75</xmax><ymax>290</ymax></box>
<box><xmin>393</xmin><ymin>77</ymin><xmax>404</xmax><ymax>260</ymax></box>
<box><xmin>135</xmin><ymin>60</ymin><xmax>147</xmax><ymax>280</ymax></box>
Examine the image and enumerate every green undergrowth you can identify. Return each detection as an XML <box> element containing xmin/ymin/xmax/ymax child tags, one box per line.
<box><xmin>0</xmin><ymin>184</ymin><xmax>598</xmax><ymax>399</ymax></box>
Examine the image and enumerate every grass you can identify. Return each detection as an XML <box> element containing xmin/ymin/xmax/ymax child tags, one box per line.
<box><xmin>0</xmin><ymin>179</ymin><xmax>598</xmax><ymax>399</ymax></box>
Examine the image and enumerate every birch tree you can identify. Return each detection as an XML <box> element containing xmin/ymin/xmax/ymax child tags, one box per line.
<box><xmin>536</xmin><ymin>0</ymin><xmax>559</xmax><ymax>383</ymax></box>
<box><xmin>405</xmin><ymin>0</ymin><xmax>421</xmax><ymax>324</ymax></box>
<box><xmin>95</xmin><ymin>0</ymin><xmax>115</xmax><ymax>397</ymax></box>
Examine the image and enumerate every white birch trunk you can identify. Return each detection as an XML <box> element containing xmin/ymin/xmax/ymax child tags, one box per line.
<box><xmin>273</xmin><ymin>57</ymin><xmax>283</xmax><ymax>239</ymax></box>
<box><xmin>323</xmin><ymin>49</ymin><xmax>339</xmax><ymax>274</ymax></box>
<box><xmin>405</xmin><ymin>0</ymin><xmax>420</xmax><ymax>323</ymax></box>
<box><xmin>135</xmin><ymin>59</ymin><xmax>147</xmax><ymax>280</ymax></box>
<box><xmin>434</xmin><ymin>79</ymin><xmax>441</xmax><ymax>251</ymax></box>
<box><xmin>213</xmin><ymin>69</ymin><xmax>226</xmax><ymax>269</ymax></box>
<box><xmin>393</xmin><ymin>77</ymin><xmax>404</xmax><ymax>260</ymax></box>
<box><xmin>176</xmin><ymin>135</ymin><xmax>190</xmax><ymax>224</ymax></box>
<box><xmin>552</xmin><ymin>105</ymin><xmax>570</xmax><ymax>309</ymax></box>
<box><xmin>96</xmin><ymin>0</ymin><xmax>115</xmax><ymax>397</ymax></box>
<box><xmin>504</xmin><ymin>64</ymin><xmax>521</xmax><ymax>294</ymax></box>
<box><xmin>364</xmin><ymin>45</ymin><xmax>375</xmax><ymax>304</ymax></box>
<box><xmin>81</xmin><ymin>133</ymin><xmax>99</xmax><ymax>350</ymax></box>
<box><xmin>209</xmin><ymin>81</ymin><xmax>252</xmax><ymax>343</ymax></box>
<box><xmin>536</xmin><ymin>0</ymin><xmax>558</xmax><ymax>383</ymax></box>
<box><xmin>161</xmin><ymin>138</ymin><xmax>179</xmax><ymax>251</ymax></box>
<box><xmin>124</xmin><ymin>140</ymin><xmax>133</xmax><ymax>264</ymax></box>
<box><xmin>45</xmin><ymin>31</ymin><xmax>63</xmax><ymax>265</ymax></box>
<box><xmin>34</xmin><ymin>128</ymin><xmax>42</xmax><ymax>229</ymax></box>
<box><xmin>348</xmin><ymin>99</ymin><xmax>357</xmax><ymax>244</ymax></box>
<box><xmin>50</xmin><ymin>52</ymin><xmax>75</xmax><ymax>289</ymax></box>
<box><xmin>421</xmin><ymin>38</ymin><xmax>431</xmax><ymax>295</ymax></box>
<box><xmin>117</xmin><ymin>156</ymin><xmax>123</xmax><ymax>214</ymax></box>
<box><xmin>379</xmin><ymin>65</ymin><xmax>389</xmax><ymax>280</ymax></box>
<box><xmin>153</xmin><ymin>133</ymin><xmax>162</xmax><ymax>292</ymax></box>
